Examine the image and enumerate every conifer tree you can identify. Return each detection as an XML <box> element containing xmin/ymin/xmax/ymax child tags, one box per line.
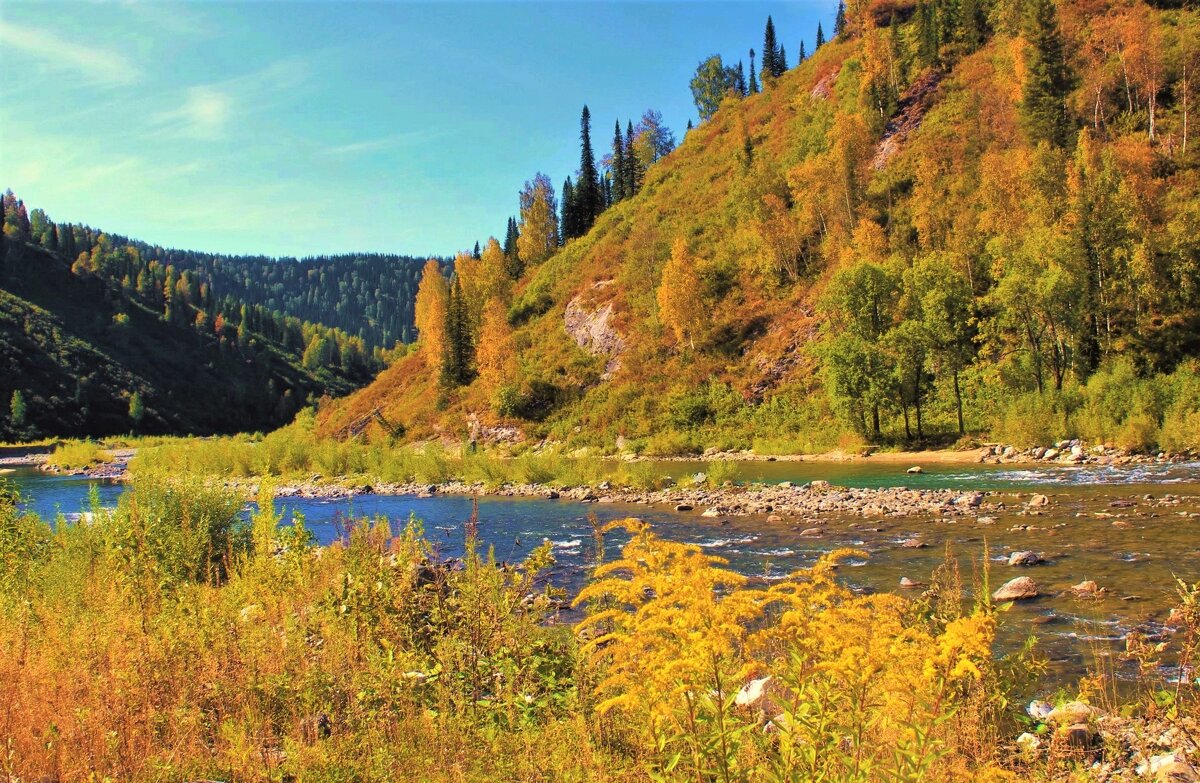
<box><xmin>612</xmin><ymin>120</ymin><xmax>627</xmax><ymax>201</ymax></box>
<box><xmin>762</xmin><ymin>18</ymin><xmax>779</xmax><ymax>80</ymax></box>
<box><xmin>561</xmin><ymin>176</ymin><xmax>577</xmax><ymax>240</ymax></box>
<box><xmin>442</xmin><ymin>275</ymin><xmax>474</xmax><ymax>387</ymax></box>
<box><xmin>736</xmin><ymin>61</ymin><xmax>748</xmax><ymax>96</ymax></box>
<box><xmin>799</xmin><ymin>40</ymin><xmax>807</xmax><ymax>62</ymax></box>
<box><xmin>816</xmin><ymin>21</ymin><xmax>826</xmax><ymax>48</ymax></box>
<box><xmin>835</xmin><ymin>0</ymin><xmax>846</xmax><ymax>37</ymax></box>
<box><xmin>778</xmin><ymin>45</ymin><xmax>788</xmax><ymax>73</ymax></box>
<box><xmin>623</xmin><ymin>121</ymin><xmax>641</xmax><ymax>197</ymax></box>
<box><xmin>472</xmin><ymin>241</ymin><xmax>481</xmax><ymax>260</ymax></box>
<box><xmin>1020</xmin><ymin>0</ymin><xmax>1071</xmax><ymax>146</ymax></box>
<box><xmin>748</xmin><ymin>49</ymin><xmax>760</xmax><ymax>93</ymax></box>
<box><xmin>576</xmin><ymin>105</ymin><xmax>602</xmax><ymax>233</ymax></box>
<box><xmin>503</xmin><ymin>216</ymin><xmax>521</xmax><ymax>279</ymax></box>
<box><xmin>917</xmin><ymin>2</ymin><xmax>939</xmax><ymax>65</ymax></box>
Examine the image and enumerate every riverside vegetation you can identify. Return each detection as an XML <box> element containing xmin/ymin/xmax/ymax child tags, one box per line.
<box><xmin>3</xmin><ymin>469</ymin><xmax>1200</xmax><ymax>782</ymax></box>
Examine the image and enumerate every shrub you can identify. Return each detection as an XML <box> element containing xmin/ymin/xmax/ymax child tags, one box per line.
<box><xmin>45</xmin><ymin>439</ymin><xmax>110</xmax><ymax>471</ymax></box>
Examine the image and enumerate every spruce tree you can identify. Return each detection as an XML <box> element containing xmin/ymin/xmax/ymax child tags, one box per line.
<box><xmin>799</xmin><ymin>40</ymin><xmax>807</xmax><ymax>62</ymax></box>
<box><xmin>736</xmin><ymin>61</ymin><xmax>748</xmax><ymax>96</ymax></box>
<box><xmin>576</xmin><ymin>105</ymin><xmax>601</xmax><ymax>233</ymax></box>
<box><xmin>917</xmin><ymin>2</ymin><xmax>939</xmax><ymax>65</ymax></box>
<box><xmin>1021</xmin><ymin>0</ymin><xmax>1071</xmax><ymax>146</ymax></box>
<box><xmin>442</xmin><ymin>276</ymin><xmax>474</xmax><ymax>386</ymax></box>
<box><xmin>561</xmin><ymin>176</ymin><xmax>577</xmax><ymax>239</ymax></box>
<box><xmin>502</xmin><ymin>217</ymin><xmax>522</xmax><ymax>279</ymax></box>
<box><xmin>834</xmin><ymin>0</ymin><xmax>846</xmax><ymax>37</ymax></box>
<box><xmin>624</xmin><ymin>120</ymin><xmax>640</xmax><ymax>197</ymax></box>
<box><xmin>612</xmin><ymin>120</ymin><xmax>626</xmax><ymax>201</ymax></box>
<box><xmin>472</xmin><ymin>240</ymin><xmax>481</xmax><ymax>259</ymax></box>
<box><xmin>748</xmin><ymin>49</ymin><xmax>760</xmax><ymax>93</ymax></box>
<box><xmin>762</xmin><ymin>17</ymin><xmax>779</xmax><ymax>80</ymax></box>
<box><xmin>778</xmin><ymin>45</ymin><xmax>788</xmax><ymax>73</ymax></box>
<box><xmin>816</xmin><ymin>21</ymin><xmax>826</xmax><ymax>48</ymax></box>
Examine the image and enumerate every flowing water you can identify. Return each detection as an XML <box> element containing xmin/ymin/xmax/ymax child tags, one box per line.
<box><xmin>7</xmin><ymin>460</ymin><xmax>1200</xmax><ymax>685</ymax></box>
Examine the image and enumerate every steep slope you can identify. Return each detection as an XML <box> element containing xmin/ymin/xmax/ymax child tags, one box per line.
<box><xmin>0</xmin><ymin>240</ymin><xmax>368</xmax><ymax>439</ymax></box>
<box><xmin>319</xmin><ymin>0</ymin><xmax>1200</xmax><ymax>454</ymax></box>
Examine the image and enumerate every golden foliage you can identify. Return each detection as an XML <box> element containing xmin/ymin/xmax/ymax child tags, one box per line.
<box><xmin>476</xmin><ymin>296</ymin><xmax>517</xmax><ymax>394</ymax></box>
<box><xmin>413</xmin><ymin>258</ymin><xmax>449</xmax><ymax>374</ymax></box>
<box><xmin>655</xmin><ymin>237</ymin><xmax>709</xmax><ymax>348</ymax></box>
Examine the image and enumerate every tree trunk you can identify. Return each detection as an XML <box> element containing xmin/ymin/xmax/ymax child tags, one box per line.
<box><xmin>953</xmin><ymin>369</ymin><xmax>964</xmax><ymax>436</ymax></box>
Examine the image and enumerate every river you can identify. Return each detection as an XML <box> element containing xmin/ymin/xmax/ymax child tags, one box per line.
<box><xmin>5</xmin><ymin>460</ymin><xmax>1200</xmax><ymax>685</ymax></box>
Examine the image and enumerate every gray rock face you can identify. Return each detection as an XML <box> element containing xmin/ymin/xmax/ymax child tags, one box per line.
<box><xmin>993</xmin><ymin>576</ymin><xmax>1040</xmax><ymax>601</ymax></box>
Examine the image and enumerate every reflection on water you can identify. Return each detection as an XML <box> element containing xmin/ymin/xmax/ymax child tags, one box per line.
<box><xmin>7</xmin><ymin>461</ymin><xmax>1200</xmax><ymax>687</ymax></box>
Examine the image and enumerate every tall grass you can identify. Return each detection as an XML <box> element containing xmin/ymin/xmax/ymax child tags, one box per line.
<box><xmin>1</xmin><ymin>478</ymin><xmax>1194</xmax><ymax>780</ymax></box>
<box><xmin>44</xmin><ymin>439</ymin><xmax>111</xmax><ymax>470</ymax></box>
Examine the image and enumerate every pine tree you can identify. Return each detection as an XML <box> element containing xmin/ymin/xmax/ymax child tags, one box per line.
<box><xmin>762</xmin><ymin>17</ymin><xmax>779</xmax><ymax>81</ymax></box>
<box><xmin>778</xmin><ymin>45</ymin><xmax>788</xmax><ymax>73</ymax></box>
<box><xmin>687</xmin><ymin>119</ymin><xmax>694</xmax><ymax>130</ymax></box>
<box><xmin>472</xmin><ymin>241</ymin><xmax>481</xmax><ymax>260</ymax></box>
<box><xmin>736</xmin><ymin>61</ymin><xmax>748</xmax><ymax>96</ymax></box>
<box><xmin>748</xmin><ymin>49</ymin><xmax>760</xmax><ymax>94</ymax></box>
<box><xmin>1021</xmin><ymin>0</ymin><xmax>1071</xmax><ymax>146</ymax></box>
<box><xmin>799</xmin><ymin>40</ymin><xmax>807</xmax><ymax>62</ymax></box>
<box><xmin>835</xmin><ymin>0</ymin><xmax>847</xmax><ymax>37</ymax></box>
<box><xmin>816</xmin><ymin>21</ymin><xmax>826</xmax><ymax>48</ymax></box>
<box><xmin>612</xmin><ymin>120</ymin><xmax>627</xmax><ymax>201</ymax></box>
<box><xmin>576</xmin><ymin>105</ymin><xmax>602</xmax><ymax>233</ymax></box>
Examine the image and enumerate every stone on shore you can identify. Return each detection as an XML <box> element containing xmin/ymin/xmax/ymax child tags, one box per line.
<box><xmin>993</xmin><ymin>576</ymin><xmax>1040</xmax><ymax>602</ymax></box>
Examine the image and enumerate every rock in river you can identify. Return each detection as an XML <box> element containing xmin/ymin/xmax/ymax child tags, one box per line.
<box><xmin>1028</xmin><ymin>494</ymin><xmax>1050</xmax><ymax>508</ymax></box>
<box><xmin>992</xmin><ymin>576</ymin><xmax>1040</xmax><ymax>602</ymax></box>
<box><xmin>1007</xmin><ymin>550</ymin><xmax>1044</xmax><ymax>567</ymax></box>
<box><xmin>906</xmin><ymin>466</ymin><xmax>923</xmax><ymax>474</ymax></box>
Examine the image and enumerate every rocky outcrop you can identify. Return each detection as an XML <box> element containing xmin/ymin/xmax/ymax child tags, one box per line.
<box><xmin>564</xmin><ymin>281</ymin><xmax>625</xmax><ymax>379</ymax></box>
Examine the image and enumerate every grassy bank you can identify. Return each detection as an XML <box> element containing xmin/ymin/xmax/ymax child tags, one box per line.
<box><xmin>1</xmin><ymin>473</ymin><xmax>1197</xmax><ymax>781</ymax></box>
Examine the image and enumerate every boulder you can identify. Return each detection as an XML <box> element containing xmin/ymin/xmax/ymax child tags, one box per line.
<box><xmin>799</xmin><ymin>527</ymin><xmax>823</xmax><ymax>537</ymax></box>
<box><xmin>1027</xmin><ymin>700</ymin><xmax>1054</xmax><ymax>721</ymax></box>
<box><xmin>1027</xmin><ymin>494</ymin><xmax>1050</xmax><ymax>508</ymax></box>
<box><xmin>1046</xmin><ymin>701</ymin><xmax>1098</xmax><ymax>726</ymax></box>
<box><xmin>899</xmin><ymin>576</ymin><xmax>923</xmax><ymax>588</ymax></box>
<box><xmin>1043</xmin><ymin>448</ymin><xmax>1060</xmax><ymax>460</ymax></box>
<box><xmin>674</xmin><ymin>504</ymin><xmax>693</xmax><ymax>512</ymax></box>
<box><xmin>906</xmin><ymin>466</ymin><xmax>923</xmax><ymax>474</ymax></box>
<box><xmin>810</xmin><ymin>480</ymin><xmax>831</xmax><ymax>490</ymax></box>
<box><xmin>734</xmin><ymin>676</ymin><xmax>772</xmax><ymax>707</ymax></box>
<box><xmin>1071</xmin><ymin>580</ymin><xmax>1103</xmax><ymax>597</ymax></box>
<box><xmin>1007</xmin><ymin>550</ymin><xmax>1044</xmax><ymax>567</ymax></box>
<box><xmin>900</xmin><ymin>538</ymin><xmax>927</xmax><ymax>549</ymax></box>
<box><xmin>1061</xmin><ymin>723</ymin><xmax>1095</xmax><ymax>750</ymax></box>
<box><xmin>992</xmin><ymin>576</ymin><xmax>1040</xmax><ymax>602</ymax></box>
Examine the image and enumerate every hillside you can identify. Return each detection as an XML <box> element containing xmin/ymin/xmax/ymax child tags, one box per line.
<box><xmin>318</xmin><ymin>0</ymin><xmax>1200</xmax><ymax>455</ymax></box>
<box><xmin>0</xmin><ymin>238</ymin><xmax>374</xmax><ymax>439</ymax></box>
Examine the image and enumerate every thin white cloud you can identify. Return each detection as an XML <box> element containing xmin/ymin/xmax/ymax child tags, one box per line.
<box><xmin>153</xmin><ymin>86</ymin><xmax>232</xmax><ymax>140</ymax></box>
<box><xmin>322</xmin><ymin>131</ymin><xmax>439</xmax><ymax>157</ymax></box>
<box><xmin>0</xmin><ymin>20</ymin><xmax>140</xmax><ymax>86</ymax></box>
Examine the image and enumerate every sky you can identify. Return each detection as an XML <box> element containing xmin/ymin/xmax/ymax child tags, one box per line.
<box><xmin>0</xmin><ymin>1</ymin><xmax>833</xmax><ymax>258</ymax></box>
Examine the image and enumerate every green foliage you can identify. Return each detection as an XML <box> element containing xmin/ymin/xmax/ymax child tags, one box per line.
<box><xmin>45</xmin><ymin>439</ymin><xmax>110</xmax><ymax>471</ymax></box>
<box><xmin>691</xmin><ymin>54</ymin><xmax>741</xmax><ymax>122</ymax></box>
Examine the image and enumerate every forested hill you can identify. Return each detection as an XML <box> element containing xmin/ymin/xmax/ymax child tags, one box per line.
<box><xmin>3</xmin><ymin>196</ymin><xmax>431</xmax><ymax>352</ymax></box>
<box><xmin>319</xmin><ymin>0</ymin><xmax>1200</xmax><ymax>456</ymax></box>
<box><xmin>0</xmin><ymin>209</ymin><xmax>388</xmax><ymax>439</ymax></box>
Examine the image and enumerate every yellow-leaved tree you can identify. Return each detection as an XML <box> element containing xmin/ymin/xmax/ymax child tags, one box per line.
<box><xmin>516</xmin><ymin>173</ymin><xmax>559</xmax><ymax>267</ymax></box>
<box><xmin>476</xmin><ymin>297</ymin><xmax>517</xmax><ymax>396</ymax></box>
<box><xmin>413</xmin><ymin>259</ymin><xmax>449</xmax><ymax>376</ymax></box>
<box><xmin>457</xmin><ymin>238</ymin><xmax>510</xmax><ymax>336</ymax></box>
<box><xmin>656</xmin><ymin>237</ymin><xmax>708</xmax><ymax>349</ymax></box>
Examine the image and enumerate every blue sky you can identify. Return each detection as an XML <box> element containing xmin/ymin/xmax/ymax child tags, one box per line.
<box><xmin>0</xmin><ymin>1</ymin><xmax>832</xmax><ymax>258</ymax></box>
